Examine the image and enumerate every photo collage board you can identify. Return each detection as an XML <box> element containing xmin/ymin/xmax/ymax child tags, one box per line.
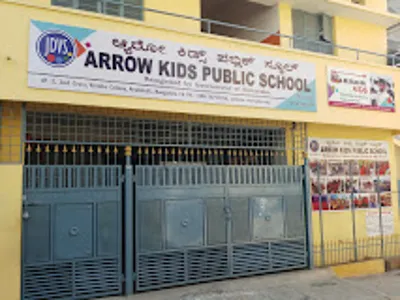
<box><xmin>308</xmin><ymin>138</ymin><xmax>391</xmax><ymax>211</ymax></box>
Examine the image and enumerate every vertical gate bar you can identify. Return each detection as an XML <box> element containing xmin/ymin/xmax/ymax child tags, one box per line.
<box><xmin>124</xmin><ymin>146</ymin><xmax>134</xmax><ymax>295</ymax></box>
<box><xmin>50</xmin><ymin>203</ymin><xmax>54</xmax><ymax>261</ymax></box>
<box><xmin>50</xmin><ymin>167</ymin><xmax>54</xmax><ymax>189</ymax></box>
<box><xmin>57</xmin><ymin>165</ymin><xmax>62</xmax><ymax>188</ymax></box>
<box><xmin>237</xmin><ymin>164</ymin><xmax>242</xmax><ymax>184</ymax></box>
<box><xmin>84</xmin><ymin>166</ymin><xmax>89</xmax><ymax>188</ymax></box>
<box><xmin>225</xmin><ymin>167</ymin><xmax>233</xmax><ymax>276</ymax></box>
<box><xmin>40</xmin><ymin>166</ymin><xmax>45</xmax><ymax>189</ymax></box>
<box><xmin>184</xmin><ymin>250</ymin><xmax>189</xmax><ymax>282</ymax></box>
<box><xmin>350</xmin><ymin>162</ymin><xmax>358</xmax><ymax>261</ymax></box>
<box><xmin>194</xmin><ymin>150</ymin><xmax>199</xmax><ymax>184</ymax></box>
<box><xmin>317</xmin><ymin>164</ymin><xmax>325</xmax><ymax>266</ymax></box>
<box><xmin>161</xmin><ymin>199</ymin><xmax>166</xmax><ymax>250</ymax></box>
<box><xmin>72</xmin><ymin>262</ymin><xmax>76</xmax><ymax>298</ymax></box>
<box><xmin>249</xmin><ymin>196</ymin><xmax>254</xmax><ymax>241</ymax></box>
<box><xmin>32</xmin><ymin>166</ymin><xmax>37</xmax><ymax>189</ymax></box>
<box><xmin>282</xmin><ymin>195</ymin><xmax>287</xmax><ymax>239</ymax></box>
<box><xmin>203</xmin><ymin>198</ymin><xmax>208</xmax><ymax>247</ymax></box>
<box><xmin>111</xmin><ymin>166</ymin><xmax>116</xmax><ymax>187</ymax></box>
<box><xmin>376</xmin><ymin>162</ymin><xmax>384</xmax><ymax>258</ymax></box>
<box><xmin>21</xmin><ymin>105</ymin><xmax>26</xmax><ymax>300</ymax></box>
<box><xmin>303</xmin><ymin>158</ymin><xmax>314</xmax><ymax>269</ymax></box>
<box><xmin>93</xmin><ymin>201</ymin><xmax>98</xmax><ymax>259</ymax></box>
<box><xmin>68</xmin><ymin>167</ymin><xmax>72</xmax><ymax>189</ymax></box>
<box><xmin>100</xmin><ymin>166</ymin><xmax>105</xmax><ymax>188</ymax></box>
<box><xmin>117</xmin><ymin>166</ymin><xmax>123</xmax><ymax>294</ymax></box>
<box><xmin>268</xmin><ymin>242</ymin><xmax>272</xmax><ymax>270</ymax></box>
<box><xmin>76</xmin><ymin>166</ymin><xmax>81</xmax><ymax>188</ymax></box>
<box><xmin>93</xmin><ymin>164</ymin><xmax>99</xmax><ymax>188</ymax></box>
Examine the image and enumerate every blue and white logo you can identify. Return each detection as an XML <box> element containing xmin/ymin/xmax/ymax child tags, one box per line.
<box><xmin>36</xmin><ymin>30</ymin><xmax>76</xmax><ymax>67</ymax></box>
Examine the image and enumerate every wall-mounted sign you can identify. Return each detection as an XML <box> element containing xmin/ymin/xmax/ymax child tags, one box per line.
<box><xmin>327</xmin><ymin>67</ymin><xmax>395</xmax><ymax>112</ymax></box>
<box><xmin>28</xmin><ymin>20</ymin><xmax>316</xmax><ymax>112</ymax></box>
<box><xmin>308</xmin><ymin>138</ymin><xmax>391</xmax><ymax>212</ymax></box>
<box><xmin>366</xmin><ymin>210</ymin><xmax>394</xmax><ymax>237</ymax></box>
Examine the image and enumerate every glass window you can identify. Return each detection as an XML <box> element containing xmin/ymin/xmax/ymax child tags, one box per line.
<box><xmin>292</xmin><ymin>9</ymin><xmax>333</xmax><ymax>55</ymax></box>
<box><xmin>52</xmin><ymin>0</ymin><xmax>143</xmax><ymax>20</ymax></box>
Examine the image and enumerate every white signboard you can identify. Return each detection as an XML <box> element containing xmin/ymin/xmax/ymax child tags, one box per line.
<box><xmin>28</xmin><ymin>20</ymin><xmax>316</xmax><ymax>111</ymax></box>
<box><xmin>366</xmin><ymin>210</ymin><xmax>394</xmax><ymax>237</ymax></box>
<box><xmin>308</xmin><ymin>138</ymin><xmax>392</xmax><ymax>212</ymax></box>
<box><xmin>327</xmin><ymin>67</ymin><xmax>395</xmax><ymax>112</ymax></box>
<box><xmin>308</xmin><ymin>138</ymin><xmax>390</xmax><ymax>161</ymax></box>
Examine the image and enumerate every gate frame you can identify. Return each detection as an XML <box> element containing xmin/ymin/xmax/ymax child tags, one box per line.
<box><xmin>22</xmin><ymin>106</ymin><xmax>310</xmax><ymax>296</ymax></box>
<box><xmin>21</xmin><ymin>164</ymin><xmax>124</xmax><ymax>299</ymax></box>
<box><xmin>304</xmin><ymin>157</ymin><xmax>314</xmax><ymax>269</ymax></box>
<box><xmin>134</xmin><ymin>164</ymin><xmax>310</xmax><ymax>291</ymax></box>
<box><xmin>125</xmin><ymin>147</ymin><xmax>134</xmax><ymax>295</ymax></box>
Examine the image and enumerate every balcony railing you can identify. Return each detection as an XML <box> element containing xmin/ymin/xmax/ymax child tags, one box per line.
<box><xmin>53</xmin><ymin>0</ymin><xmax>400</xmax><ymax>67</ymax></box>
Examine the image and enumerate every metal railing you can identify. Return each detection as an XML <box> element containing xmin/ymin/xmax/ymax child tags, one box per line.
<box><xmin>53</xmin><ymin>0</ymin><xmax>400</xmax><ymax>67</ymax></box>
<box><xmin>314</xmin><ymin>235</ymin><xmax>400</xmax><ymax>267</ymax></box>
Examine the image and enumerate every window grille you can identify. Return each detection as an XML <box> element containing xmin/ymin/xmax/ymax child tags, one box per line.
<box><xmin>25</xmin><ymin>105</ymin><xmax>306</xmax><ymax>166</ymax></box>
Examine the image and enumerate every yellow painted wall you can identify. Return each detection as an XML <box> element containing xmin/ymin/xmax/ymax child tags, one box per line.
<box><xmin>333</xmin><ymin>16</ymin><xmax>387</xmax><ymax>65</ymax></box>
<box><xmin>396</xmin><ymin>145</ymin><xmax>400</xmax><ymax>180</ymax></box>
<box><xmin>144</xmin><ymin>0</ymin><xmax>200</xmax><ymax>32</ymax></box>
<box><xmin>1</xmin><ymin>1</ymin><xmax>400</xmax><ymax>131</ymax></box>
<box><xmin>331</xmin><ymin>0</ymin><xmax>388</xmax><ymax>14</ymax></box>
<box><xmin>309</xmin><ymin>123</ymin><xmax>399</xmax><ymax>265</ymax></box>
<box><xmin>278</xmin><ymin>2</ymin><xmax>293</xmax><ymax>48</ymax></box>
<box><xmin>0</xmin><ymin>165</ymin><xmax>23</xmax><ymax>300</ymax></box>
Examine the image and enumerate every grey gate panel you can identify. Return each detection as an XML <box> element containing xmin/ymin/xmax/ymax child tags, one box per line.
<box><xmin>22</xmin><ymin>165</ymin><xmax>123</xmax><ymax>300</ymax></box>
<box><xmin>135</xmin><ymin>165</ymin><xmax>308</xmax><ymax>291</ymax></box>
<box><xmin>165</xmin><ymin>199</ymin><xmax>205</xmax><ymax>249</ymax></box>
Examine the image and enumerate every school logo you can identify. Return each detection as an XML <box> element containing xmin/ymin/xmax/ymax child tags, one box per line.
<box><xmin>36</xmin><ymin>30</ymin><xmax>77</xmax><ymax>67</ymax></box>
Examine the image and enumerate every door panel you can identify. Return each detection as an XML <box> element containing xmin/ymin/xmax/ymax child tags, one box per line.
<box><xmin>135</xmin><ymin>165</ymin><xmax>308</xmax><ymax>291</ymax></box>
<box><xmin>252</xmin><ymin>197</ymin><xmax>285</xmax><ymax>240</ymax></box>
<box><xmin>54</xmin><ymin>203</ymin><xmax>93</xmax><ymax>260</ymax></box>
<box><xmin>165</xmin><ymin>199</ymin><xmax>204</xmax><ymax>249</ymax></box>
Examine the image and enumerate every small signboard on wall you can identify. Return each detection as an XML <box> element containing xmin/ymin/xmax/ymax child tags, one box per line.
<box><xmin>327</xmin><ymin>67</ymin><xmax>395</xmax><ymax>112</ymax></box>
<box><xmin>366</xmin><ymin>210</ymin><xmax>394</xmax><ymax>237</ymax></box>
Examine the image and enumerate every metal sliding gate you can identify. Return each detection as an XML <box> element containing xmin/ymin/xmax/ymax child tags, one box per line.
<box><xmin>22</xmin><ymin>165</ymin><xmax>123</xmax><ymax>299</ymax></box>
<box><xmin>21</xmin><ymin>107</ymin><xmax>309</xmax><ymax>297</ymax></box>
<box><xmin>135</xmin><ymin>164</ymin><xmax>308</xmax><ymax>291</ymax></box>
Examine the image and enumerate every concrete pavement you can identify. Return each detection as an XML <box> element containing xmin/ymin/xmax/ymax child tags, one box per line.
<box><xmin>104</xmin><ymin>269</ymin><xmax>400</xmax><ymax>300</ymax></box>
